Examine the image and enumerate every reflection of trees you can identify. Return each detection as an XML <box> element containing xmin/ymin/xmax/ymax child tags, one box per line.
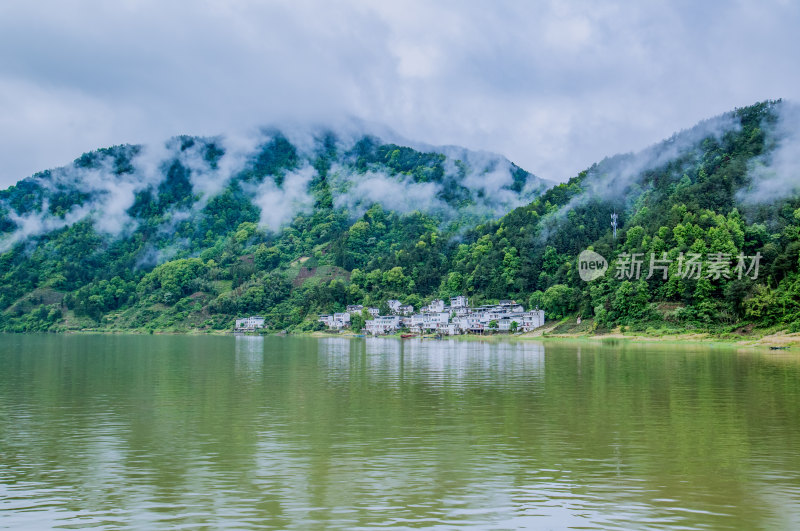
<box><xmin>0</xmin><ymin>336</ymin><xmax>798</xmax><ymax>528</ymax></box>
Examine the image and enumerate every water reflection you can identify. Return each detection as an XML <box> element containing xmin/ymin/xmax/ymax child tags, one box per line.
<box><xmin>0</xmin><ymin>335</ymin><xmax>799</xmax><ymax>529</ymax></box>
<box><xmin>234</xmin><ymin>335</ymin><xmax>264</xmax><ymax>377</ymax></box>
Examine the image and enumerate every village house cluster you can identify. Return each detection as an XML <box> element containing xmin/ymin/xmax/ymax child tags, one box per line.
<box><xmin>318</xmin><ymin>296</ymin><xmax>545</xmax><ymax>336</ymax></box>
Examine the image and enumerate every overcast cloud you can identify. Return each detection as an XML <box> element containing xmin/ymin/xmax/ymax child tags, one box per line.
<box><xmin>0</xmin><ymin>0</ymin><xmax>798</xmax><ymax>187</ymax></box>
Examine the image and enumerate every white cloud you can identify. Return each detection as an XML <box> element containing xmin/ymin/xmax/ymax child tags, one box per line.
<box><xmin>0</xmin><ymin>201</ymin><xmax>90</xmax><ymax>252</ymax></box>
<box><xmin>0</xmin><ymin>0</ymin><xmax>798</xmax><ymax>187</ymax></box>
<box><xmin>739</xmin><ymin>102</ymin><xmax>800</xmax><ymax>203</ymax></box>
<box><xmin>332</xmin><ymin>169</ymin><xmax>449</xmax><ymax>217</ymax></box>
<box><xmin>251</xmin><ymin>165</ymin><xmax>316</xmax><ymax>231</ymax></box>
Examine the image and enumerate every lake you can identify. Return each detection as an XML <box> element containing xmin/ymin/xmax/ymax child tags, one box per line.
<box><xmin>1</xmin><ymin>335</ymin><xmax>799</xmax><ymax>529</ymax></box>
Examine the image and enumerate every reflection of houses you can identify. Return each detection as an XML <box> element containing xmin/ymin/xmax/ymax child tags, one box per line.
<box><xmin>235</xmin><ymin>316</ymin><xmax>265</xmax><ymax>331</ymax></box>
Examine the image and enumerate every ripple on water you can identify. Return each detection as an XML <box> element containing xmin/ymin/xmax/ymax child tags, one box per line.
<box><xmin>1</xmin><ymin>335</ymin><xmax>800</xmax><ymax>529</ymax></box>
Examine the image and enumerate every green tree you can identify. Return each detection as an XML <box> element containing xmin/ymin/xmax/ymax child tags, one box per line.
<box><xmin>383</xmin><ymin>266</ymin><xmax>409</xmax><ymax>292</ymax></box>
<box><xmin>543</xmin><ymin>284</ymin><xmax>576</xmax><ymax>319</ymax></box>
<box><xmin>254</xmin><ymin>244</ymin><xmax>281</xmax><ymax>270</ymax></box>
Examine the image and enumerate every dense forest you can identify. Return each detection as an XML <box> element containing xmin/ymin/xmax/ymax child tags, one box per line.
<box><xmin>0</xmin><ymin>100</ymin><xmax>798</xmax><ymax>335</ymax></box>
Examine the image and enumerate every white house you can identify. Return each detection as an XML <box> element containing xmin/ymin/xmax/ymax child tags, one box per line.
<box><xmin>346</xmin><ymin>304</ymin><xmax>364</xmax><ymax>314</ymax></box>
<box><xmin>367</xmin><ymin>307</ymin><xmax>380</xmax><ymax>317</ymax></box>
<box><xmin>318</xmin><ymin>313</ymin><xmax>351</xmax><ymax>330</ymax></box>
<box><xmin>453</xmin><ymin>306</ymin><xmax>470</xmax><ymax>317</ymax></box>
<box><xmin>450</xmin><ymin>295</ymin><xmax>469</xmax><ymax>309</ymax></box>
<box><xmin>365</xmin><ymin>316</ymin><xmax>401</xmax><ymax>335</ymax></box>
<box><xmin>498</xmin><ymin>300</ymin><xmax>524</xmax><ymax>312</ymax></box>
<box><xmin>423</xmin><ymin>299</ymin><xmax>445</xmax><ymax>313</ymax></box>
<box><xmin>497</xmin><ymin>317</ymin><xmax>516</xmax><ymax>331</ymax></box>
<box><xmin>387</xmin><ymin>299</ymin><xmax>402</xmax><ymax>314</ymax></box>
<box><xmin>438</xmin><ymin>322</ymin><xmax>459</xmax><ymax>336</ymax></box>
<box><xmin>399</xmin><ymin>304</ymin><xmax>414</xmax><ymax>315</ymax></box>
<box><xmin>521</xmin><ymin>310</ymin><xmax>546</xmax><ymax>332</ymax></box>
<box><xmin>484</xmin><ymin>308</ymin><xmax>507</xmax><ymax>322</ymax></box>
<box><xmin>235</xmin><ymin>316</ymin><xmax>265</xmax><ymax>331</ymax></box>
<box><xmin>454</xmin><ymin>314</ymin><xmax>482</xmax><ymax>332</ymax></box>
<box><xmin>408</xmin><ymin>314</ymin><xmax>425</xmax><ymax>328</ymax></box>
<box><xmin>422</xmin><ymin>312</ymin><xmax>449</xmax><ymax>330</ymax></box>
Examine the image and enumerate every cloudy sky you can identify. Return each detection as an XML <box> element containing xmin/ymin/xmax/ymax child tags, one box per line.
<box><xmin>0</xmin><ymin>0</ymin><xmax>798</xmax><ymax>186</ymax></box>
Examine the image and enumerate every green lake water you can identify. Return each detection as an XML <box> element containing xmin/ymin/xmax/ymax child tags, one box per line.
<box><xmin>0</xmin><ymin>334</ymin><xmax>799</xmax><ymax>529</ymax></box>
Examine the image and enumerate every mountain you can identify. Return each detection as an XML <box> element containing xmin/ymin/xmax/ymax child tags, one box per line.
<box><xmin>0</xmin><ymin>126</ymin><xmax>550</xmax><ymax>331</ymax></box>
<box><xmin>445</xmin><ymin>99</ymin><xmax>800</xmax><ymax>334</ymax></box>
<box><xmin>0</xmin><ymin>100</ymin><xmax>798</xmax><ymax>335</ymax></box>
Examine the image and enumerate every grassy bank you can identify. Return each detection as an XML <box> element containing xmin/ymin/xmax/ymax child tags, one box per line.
<box><xmin>300</xmin><ymin>318</ymin><xmax>799</xmax><ymax>349</ymax></box>
<box><xmin>516</xmin><ymin>317</ymin><xmax>800</xmax><ymax>348</ymax></box>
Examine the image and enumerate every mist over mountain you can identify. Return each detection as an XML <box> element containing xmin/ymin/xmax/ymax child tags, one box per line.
<box><xmin>0</xmin><ymin>100</ymin><xmax>798</xmax><ymax>334</ymax></box>
<box><xmin>0</xmin><ymin>124</ymin><xmax>549</xmax><ymax>254</ymax></box>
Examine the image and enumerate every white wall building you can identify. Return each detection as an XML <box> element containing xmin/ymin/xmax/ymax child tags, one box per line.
<box><xmin>318</xmin><ymin>312</ymin><xmax>351</xmax><ymax>330</ymax></box>
<box><xmin>498</xmin><ymin>318</ymin><xmax>515</xmax><ymax>331</ymax></box>
<box><xmin>521</xmin><ymin>310</ymin><xmax>546</xmax><ymax>332</ymax></box>
<box><xmin>438</xmin><ymin>322</ymin><xmax>459</xmax><ymax>335</ymax></box>
<box><xmin>422</xmin><ymin>312</ymin><xmax>449</xmax><ymax>330</ymax></box>
<box><xmin>408</xmin><ymin>314</ymin><xmax>425</xmax><ymax>327</ymax></box>
<box><xmin>387</xmin><ymin>299</ymin><xmax>402</xmax><ymax>314</ymax></box>
<box><xmin>423</xmin><ymin>299</ymin><xmax>445</xmax><ymax>313</ymax></box>
<box><xmin>235</xmin><ymin>316</ymin><xmax>265</xmax><ymax>330</ymax></box>
<box><xmin>453</xmin><ymin>306</ymin><xmax>471</xmax><ymax>317</ymax></box>
<box><xmin>365</xmin><ymin>316</ymin><xmax>401</xmax><ymax>335</ymax></box>
<box><xmin>450</xmin><ymin>295</ymin><xmax>469</xmax><ymax>309</ymax></box>
<box><xmin>320</xmin><ymin>295</ymin><xmax>543</xmax><ymax>335</ymax></box>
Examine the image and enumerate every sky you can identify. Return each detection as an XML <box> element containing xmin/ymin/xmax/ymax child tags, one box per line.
<box><xmin>0</xmin><ymin>0</ymin><xmax>798</xmax><ymax>187</ymax></box>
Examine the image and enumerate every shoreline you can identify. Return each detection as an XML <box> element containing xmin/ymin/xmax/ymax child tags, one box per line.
<box><xmin>305</xmin><ymin>328</ymin><xmax>799</xmax><ymax>349</ymax></box>
<box><xmin>7</xmin><ymin>327</ymin><xmax>798</xmax><ymax>350</ymax></box>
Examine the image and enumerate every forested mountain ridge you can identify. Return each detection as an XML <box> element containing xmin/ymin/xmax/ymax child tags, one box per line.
<box><xmin>0</xmin><ymin>127</ymin><xmax>549</xmax><ymax>331</ymax></box>
<box><xmin>1</xmin><ymin>100</ymin><xmax>798</xmax><ymax>335</ymax></box>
